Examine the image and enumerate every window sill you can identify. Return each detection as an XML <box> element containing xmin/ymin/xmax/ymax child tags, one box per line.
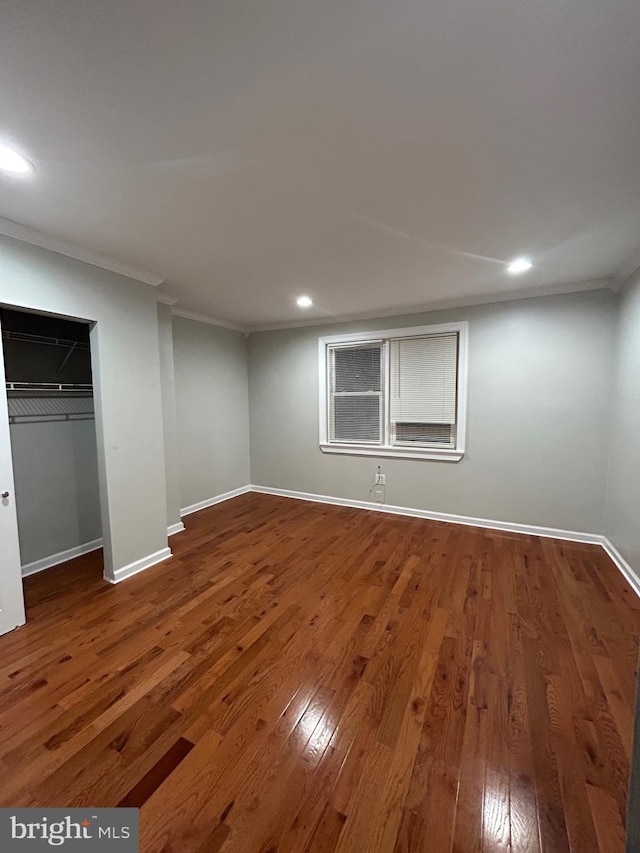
<box><xmin>319</xmin><ymin>443</ymin><xmax>464</xmax><ymax>463</ymax></box>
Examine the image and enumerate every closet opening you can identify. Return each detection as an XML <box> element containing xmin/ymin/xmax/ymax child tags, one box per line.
<box><xmin>1</xmin><ymin>306</ymin><xmax>103</xmax><ymax>592</ymax></box>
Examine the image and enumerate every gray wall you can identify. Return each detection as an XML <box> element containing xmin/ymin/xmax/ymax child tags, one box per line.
<box><xmin>10</xmin><ymin>419</ymin><xmax>102</xmax><ymax>567</ymax></box>
<box><xmin>158</xmin><ymin>304</ymin><xmax>182</xmax><ymax>529</ymax></box>
<box><xmin>172</xmin><ymin>316</ymin><xmax>250</xmax><ymax>510</ymax></box>
<box><xmin>0</xmin><ymin>234</ymin><xmax>169</xmax><ymax>579</ymax></box>
<box><xmin>606</xmin><ymin>272</ymin><xmax>640</xmax><ymax>575</ymax></box>
<box><xmin>249</xmin><ymin>288</ymin><xmax>617</xmax><ymax>534</ymax></box>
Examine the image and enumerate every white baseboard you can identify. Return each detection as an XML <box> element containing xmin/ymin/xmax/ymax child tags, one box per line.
<box><xmin>24</xmin><ymin>487</ymin><xmax>635</xmax><ymax>597</ymax></box>
<box><xmin>21</xmin><ymin>524</ymin><xmax>183</xmax><ymax>578</ymax></box>
<box><xmin>250</xmin><ymin>485</ymin><xmax>640</xmax><ymax>599</ymax></box>
<box><xmin>21</xmin><ymin>538</ymin><xmax>103</xmax><ymax>577</ymax></box>
<box><xmin>250</xmin><ymin>485</ymin><xmax>603</xmax><ymax>545</ymax></box>
<box><xmin>600</xmin><ymin>537</ymin><xmax>640</xmax><ymax>598</ymax></box>
<box><xmin>180</xmin><ymin>485</ymin><xmax>252</xmax><ymax>517</ymax></box>
<box><xmin>106</xmin><ymin>546</ymin><xmax>172</xmax><ymax>584</ymax></box>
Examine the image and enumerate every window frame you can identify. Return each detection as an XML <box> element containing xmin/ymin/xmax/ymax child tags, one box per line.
<box><xmin>318</xmin><ymin>321</ymin><xmax>468</xmax><ymax>462</ymax></box>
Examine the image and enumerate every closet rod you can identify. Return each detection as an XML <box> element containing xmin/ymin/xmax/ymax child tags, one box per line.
<box><xmin>1</xmin><ymin>330</ymin><xmax>90</xmax><ymax>350</ymax></box>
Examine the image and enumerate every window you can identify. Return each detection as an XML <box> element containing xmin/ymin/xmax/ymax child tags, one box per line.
<box><xmin>318</xmin><ymin>322</ymin><xmax>468</xmax><ymax>461</ymax></box>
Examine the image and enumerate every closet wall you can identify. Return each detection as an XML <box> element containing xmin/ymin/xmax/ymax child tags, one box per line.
<box><xmin>10</xmin><ymin>422</ymin><xmax>101</xmax><ymax>568</ymax></box>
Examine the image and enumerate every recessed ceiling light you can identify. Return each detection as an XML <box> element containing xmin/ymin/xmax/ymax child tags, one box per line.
<box><xmin>0</xmin><ymin>142</ymin><xmax>32</xmax><ymax>175</ymax></box>
<box><xmin>296</xmin><ymin>295</ymin><xmax>313</xmax><ymax>308</ymax></box>
<box><xmin>506</xmin><ymin>256</ymin><xmax>533</xmax><ymax>275</ymax></box>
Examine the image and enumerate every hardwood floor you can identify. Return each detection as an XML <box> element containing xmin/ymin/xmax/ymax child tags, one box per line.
<box><xmin>0</xmin><ymin>493</ymin><xmax>638</xmax><ymax>852</ymax></box>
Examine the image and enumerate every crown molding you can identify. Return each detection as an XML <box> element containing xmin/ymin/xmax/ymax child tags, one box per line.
<box><xmin>246</xmin><ymin>278</ymin><xmax>616</xmax><ymax>333</ymax></box>
<box><xmin>0</xmin><ymin>216</ymin><xmax>164</xmax><ymax>287</ymax></box>
<box><xmin>171</xmin><ymin>308</ymin><xmax>247</xmax><ymax>334</ymax></box>
<box><xmin>156</xmin><ymin>292</ymin><xmax>179</xmax><ymax>306</ymax></box>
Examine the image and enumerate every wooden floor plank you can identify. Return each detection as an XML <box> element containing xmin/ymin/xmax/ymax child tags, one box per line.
<box><xmin>0</xmin><ymin>492</ymin><xmax>636</xmax><ymax>852</ymax></box>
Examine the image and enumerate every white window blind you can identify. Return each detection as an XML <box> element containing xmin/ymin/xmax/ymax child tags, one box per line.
<box><xmin>389</xmin><ymin>333</ymin><xmax>458</xmax><ymax>427</ymax></box>
<box><xmin>328</xmin><ymin>343</ymin><xmax>383</xmax><ymax>444</ymax></box>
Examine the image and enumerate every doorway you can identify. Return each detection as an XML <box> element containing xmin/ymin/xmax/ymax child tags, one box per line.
<box><xmin>0</xmin><ymin>307</ymin><xmax>103</xmax><ymax>627</ymax></box>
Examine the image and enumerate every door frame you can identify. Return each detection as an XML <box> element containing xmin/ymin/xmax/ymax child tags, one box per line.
<box><xmin>0</xmin><ymin>302</ymin><xmax>111</xmax><ymax>627</ymax></box>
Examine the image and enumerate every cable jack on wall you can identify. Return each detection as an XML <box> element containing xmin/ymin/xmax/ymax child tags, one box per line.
<box><xmin>369</xmin><ymin>465</ymin><xmax>386</xmax><ymax>503</ymax></box>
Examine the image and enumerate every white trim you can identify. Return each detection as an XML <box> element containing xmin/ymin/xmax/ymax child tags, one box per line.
<box><xmin>318</xmin><ymin>322</ymin><xmax>468</xmax><ymax>462</ymax></box>
<box><xmin>319</xmin><ymin>443</ymin><xmax>464</xmax><ymax>462</ymax></box>
<box><xmin>318</xmin><ymin>337</ymin><xmax>328</xmax><ymax>454</ymax></box>
<box><xmin>249</xmin><ymin>485</ymin><xmax>603</xmax><ymax>544</ymax></box>
<box><xmin>455</xmin><ymin>323</ymin><xmax>468</xmax><ymax>453</ymax></box>
<box><xmin>0</xmin><ymin>217</ymin><xmax>164</xmax><ymax>286</ymax></box>
<box><xmin>21</xmin><ymin>538</ymin><xmax>103</xmax><ymax>577</ymax></box>
<box><xmin>319</xmin><ymin>320</ymin><xmax>469</xmax><ymax>346</ymax></box>
<box><xmin>600</xmin><ymin>538</ymin><xmax>640</xmax><ymax>598</ymax></box>
<box><xmin>168</xmin><ymin>522</ymin><xmax>186</xmax><ymax>536</ymax></box>
<box><xmin>180</xmin><ymin>485</ymin><xmax>252</xmax><ymax>517</ymax></box>
<box><xmin>247</xmin><ymin>279</ymin><xmax>615</xmax><ymax>333</ymax></box>
<box><xmin>157</xmin><ymin>293</ymin><xmax>179</xmax><ymax>306</ymax></box>
<box><xmin>171</xmin><ymin>308</ymin><xmax>247</xmax><ymax>334</ymax></box>
<box><xmin>106</xmin><ymin>547</ymin><xmax>172</xmax><ymax>584</ymax></box>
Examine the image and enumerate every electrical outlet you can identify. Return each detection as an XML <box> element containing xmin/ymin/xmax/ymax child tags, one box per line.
<box><xmin>372</xmin><ymin>485</ymin><xmax>385</xmax><ymax>503</ymax></box>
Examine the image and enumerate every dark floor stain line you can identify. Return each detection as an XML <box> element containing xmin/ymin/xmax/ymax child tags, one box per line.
<box><xmin>117</xmin><ymin>736</ymin><xmax>194</xmax><ymax>809</ymax></box>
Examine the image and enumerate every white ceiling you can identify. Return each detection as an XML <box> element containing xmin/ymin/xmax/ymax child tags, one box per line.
<box><xmin>1</xmin><ymin>0</ymin><xmax>639</xmax><ymax>329</ymax></box>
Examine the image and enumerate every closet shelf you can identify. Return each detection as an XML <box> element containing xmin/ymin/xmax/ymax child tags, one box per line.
<box><xmin>1</xmin><ymin>330</ymin><xmax>90</xmax><ymax>350</ymax></box>
<box><xmin>5</xmin><ymin>382</ymin><xmax>93</xmax><ymax>394</ymax></box>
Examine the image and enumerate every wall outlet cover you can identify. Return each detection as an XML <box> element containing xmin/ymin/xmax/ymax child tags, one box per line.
<box><xmin>372</xmin><ymin>485</ymin><xmax>385</xmax><ymax>503</ymax></box>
